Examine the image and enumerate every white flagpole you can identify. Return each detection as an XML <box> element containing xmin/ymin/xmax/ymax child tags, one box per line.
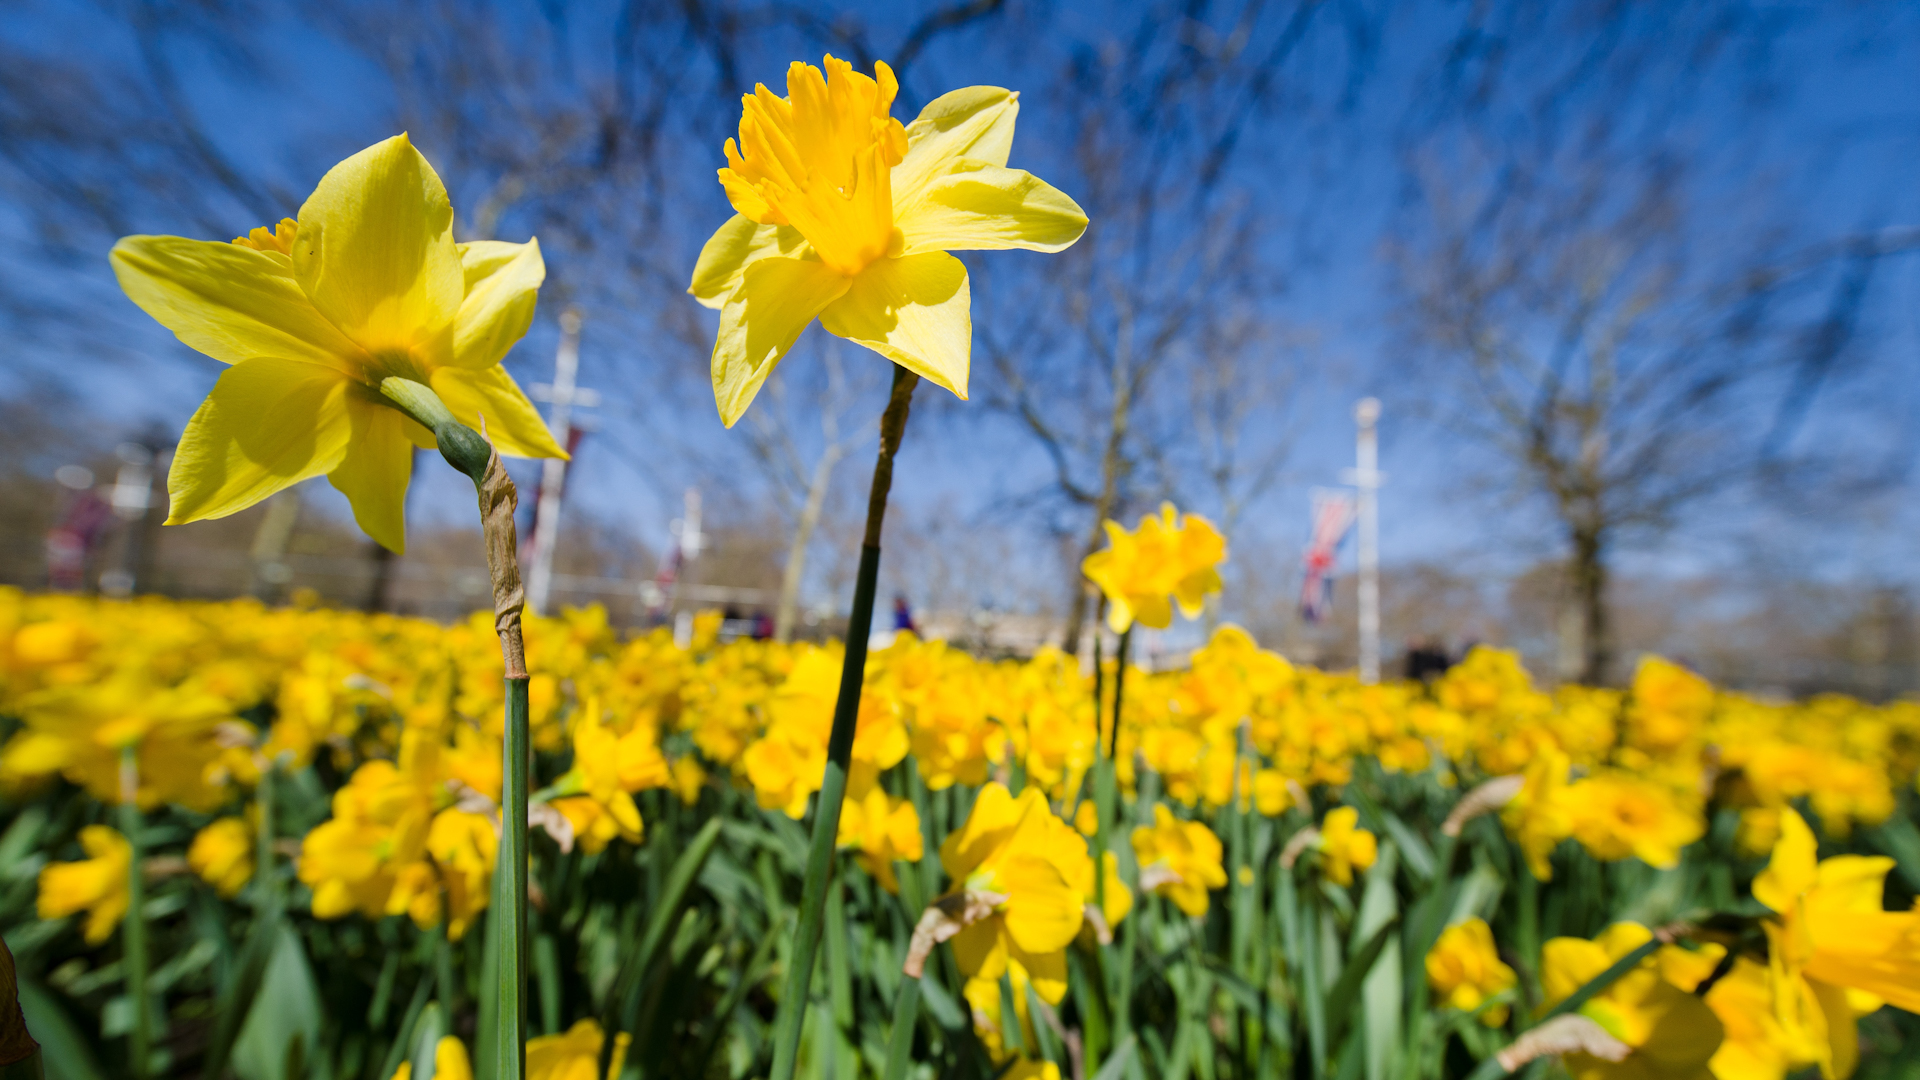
<box><xmin>526</xmin><ymin>308</ymin><xmax>596</xmax><ymax>616</ymax></box>
<box><xmin>1353</xmin><ymin>398</ymin><xmax>1383</xmax><ymax>683</ymax></box>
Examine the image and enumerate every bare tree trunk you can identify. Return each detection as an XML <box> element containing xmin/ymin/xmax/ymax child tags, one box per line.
<box><xmin>1570</xmin><ymin>526</ymin><xmax>1610</xmax><ymax>685</ymax></box>
<box><xmin>775</xmin><ymin>444</ymin><xmax>844</xmax><ymax>643</ymax></box>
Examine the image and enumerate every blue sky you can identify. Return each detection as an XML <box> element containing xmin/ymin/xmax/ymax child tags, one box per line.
<box><xmin>3</xmin><ymin>0</ymin><xmax>1916</xmax><ymax>624</ymax></box>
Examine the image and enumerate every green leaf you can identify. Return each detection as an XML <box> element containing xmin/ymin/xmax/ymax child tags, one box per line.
<box><xmin>374</xmin><ymin>976</ymin><xmax>435</xmax><ymax>1080</ymax></box>
<box><xmin>916</xmin><ymin>970</ymin><xmax>965</xmax><ymax>1032</ymax></box>
<box><xmin>1089</xmin><ymin>1035</ymin><xmax>1137</xmax><ymax>1080</ymax></box>
<box><xmin>410</xmin><ymin>1002</ymin><xmax>447</xmax><ymax>1080</ymax></box>
<box><xmin>231</xmin><ymin>925</ymin><xmax>322</xmax><ymax>1080</ymax></box>
<box><xmin>600</xmin><ymin>817</ymin><xmax>724</xmax><ymax>1040</ymax></box>
<box><xmin>1323</xmin><ymin>913</ymin><xmax>1401</xmax><ymax>1052</ymax></box>
<box><xmin>17</xmin><ymin>977</ymin><xmax>105</xmax><ymax>1080</ymax></box>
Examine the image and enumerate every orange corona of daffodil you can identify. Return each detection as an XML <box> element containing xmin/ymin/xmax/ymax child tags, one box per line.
<box><xmin>110</xmin><ymin>134</ymin><xmax>565</xmax><ymax>552</ymax></box>
<box><xmin>1316</xmin><ymin>806</ymin><xmax>1378</xmax><ymax>887</ymax></box>
<box><xmin>37</xmin><ymin>825</ymin><xmax>132</xmax><ymax>944</ymax></box>
<box><xmin>1425</xmin><ymin>917</ymin><xmax>1518</xmax><ymax>1026</ymax></box>
<box><xmin>1130</xmin><ymin>804</ymin><xmax>1227</xmax><ymax>917</ymax></box>
<box><xmin>690</xmin><ymin>56</ymin><xmax>1088</xmax><ymax>425</ymax></box>
<box><xmin>1082</xmin><ymin>503</ymin><xmax>1227</xmax><ymax>634</ymax></box>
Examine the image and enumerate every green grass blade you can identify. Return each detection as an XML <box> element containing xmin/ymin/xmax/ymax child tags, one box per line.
<box><xmin>374</xmin><ymin>976</ymin><xmax>435</xmax><ymax>1080</ymax></box>
<box><xmin>598</xmin><ymin>817</ymin><xmax>724</xmax><ymax>1060</ymax></box>
<box><xmin>880</xmin><ymin>977</ymin><xmax>920</xmax><ymax>1080</ymax></box>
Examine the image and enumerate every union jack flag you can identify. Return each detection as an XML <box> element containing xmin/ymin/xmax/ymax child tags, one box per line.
<box><xmin>1300</xmin><ymin>489</ymin><xmax>1357</xmax><ymax>623</ymax></box>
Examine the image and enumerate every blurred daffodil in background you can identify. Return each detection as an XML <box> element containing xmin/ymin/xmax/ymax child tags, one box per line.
<box><xmin>1082</xmin><ymin>502</ymin><xmax>1227</xmax><ymax>633</ymax></box>
<box><xmin>36</xmin><ymin>825</ymin><xmax>131</xmax><ymax>945</ymax></box>
<box><xmin>1131</xmin><ymin>803</ymin><xmax>1226</xmax><ymax>917</ymax></box>
<box><xmin>690</xmin><ymin>56</ymin><xmax>1088</xmax><ymax>425</ymax></box>
<box><xmin>1425</xmin><ymin>916</ymin><xmax>1517</xmax><ymax>1026</ymax></box>
<box><xmin>1314</xmin><ymin>806</ymin><xmax>1378</xmax><ymax>887</ymax></box>
<box><xmin>110</xmin><ymin>134</ymin><xmax>565</xmax><ymax>552</ymax></box>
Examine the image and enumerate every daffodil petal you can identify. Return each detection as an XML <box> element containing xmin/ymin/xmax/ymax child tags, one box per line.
<box><xmin>711</xmin><ymin>256</ymin><xmax>851</xmax><ymax>427</ymax></box>
<box><xmin>1007</xmin><ymin>940</ymin><xmax>1070</xmax><ymax>1006</ymax></box>
<box><xmin>327</xmin><ymin>397</ymin><xmax>415</xmax><ymax>553</ymax></box>
<box><xmin>896</xmin><ymin>86</ymin><xmax>1020</xmax><ymax>205</ymax></box>
<box><xmin>997</xmin><ymin>854</ymin><xmax>1083</xmax><ymax>955</ymax></box>
<box><xmin>688</xmin><ymin>215</ymin><xmax>811</xmax><ymax>310</ymax></box>
<box><xmin>450</xmin><ymin>237</ymin><xmax>545</xmax><ymax>370</ymax></box>
<box><xmin>110</xmin><ymin>236</ymin><xmax>364</xmax><ymax>373</ymax></box>
<box><xmin>430</xmin><ymin>362</ymin><xmax>566</xmax><ymax>459</ymax></box>
<box><xmin>819</xmin><ymin>251</ymin><xmax>970</xmax><ymax>399</ymax></box>
<box><xmin>292</xmin><ymin>134</ymin><xmax>463</xmax><ymax>357</ymax></box>
<box><xmin>896</xmin><ymin>160</ymin><xmax>1088</xmax><ymax>257</ymax></box>
<box><xmin>950</xmin><ymin>918</ymin><xmax>1008</xmax><ymax>981</ymax></box>
<box><xmin>939</xmin><ymin>782</ymin><xmax>1023</xmax><ymax>879</ymax></box>
<box><xmin>1754</xmin><ymin>807</ymin><xmax>1818</xmax><ymax>914</ymax></box>
<box><xmin>166</xmin><ymin>357</ymin><xmax>353</xmax><ymax>524</ymax></box>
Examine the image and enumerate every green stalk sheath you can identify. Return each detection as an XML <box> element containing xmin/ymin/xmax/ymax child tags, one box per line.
<box><xmin>767</xmin><ymin>365</ymin><xmax>918</xmax><ymax>1080</ymax></box>
<box><xmin>881</xmin><ymin>974</ymin><xmax>921</xmax><ymax>1080</ymax></box>
<box><xmin>496</xmin><ymin>675</ymin><xmax>530</xmax><ymax>1080</ymax></box>
<box><xmin>1109</xmin><ymin>627</ymin><xmax>1131</xmax><ymax>760</ymax></box>
<box><xmin>119</xmin><ymin>749</ymin><xmax>150</xmax><ymax>1080</ymax></box>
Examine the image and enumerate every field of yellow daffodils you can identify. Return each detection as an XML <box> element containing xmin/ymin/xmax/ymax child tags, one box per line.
<box><xmin>2</xmin><ymin>587</ymin><xmax>1917</xmax><ymax>1080</ymax></box>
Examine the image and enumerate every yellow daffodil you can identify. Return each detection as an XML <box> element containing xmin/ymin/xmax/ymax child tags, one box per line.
<box><xmin>1626</xmin><ymin>657</ymin><xmax>1714</xmax><ymax>755</ymax></box>
<box><xmin>549</xmin><ymin>701</ymin><xmax>645</xmax><ymax>855</ymax></box>
<box><xmin>1131</xmin><ymin>804</ymin><xmax>1227</xmax><ymax>917</ymax></box>
<box><xmin>111</xmin><ymin>134</ymin><xmax>564</xmax><ymax>552</ymax></box>
<box><xmin>939</xmin><ymin>783</ymin><xmax>1092</xmax><ymax>1004</ymax></box>
<box><xmin>1426</xmin><ymin>917</ymin><xmax>1517</xmax><ymax>1026</ymax></box>
<box><xmin>963</xmin><ymin>961</ymin><xmax>1040</xmax><ymax>1063</ymax></box>
<box><xmin>1559</xmin><ymin>773</ymin><xmax>1704</xmax><ymax>870</ymax></box>
<box><xmin>1698</xmin><ymin>957</ymin><xmax>1798</xmax><ymax>1080</ymax></box>
<box><xmin>527</xmin><ymin>1019</ymin><xmax>630</xmax><ymax>1080</ymax></box>
<box><xmin>1081</xmin><ymin>503</ymin><xmax>1227</xmax><ymax>633</ymax></box>
<box><xmin>690</xmin><ymin>56</ymin><xmax>1088</xmax><ymax>425</ymax></box>
<box><xmin>837</xmin><ymin>780</ymin><xmax>923</xmax><ymax>894</ymax></box>
<box><xmin>1315</xmin><ymin>806</ymin><xmax>1378</xmax><ymax>887</ymax></box>
<box><xmin>1503</xmin><ymin>749</ymin><xmax>1574</xmax><ymax>880</ymax></box>
<box><xmin>187</xmin><ymin>816</ymin><xmax>254</xmax><ymax>898</ymax></box>
<box><xmin>1752</xmin><ymin>808</ymin><xmax>1920</xmax><ymax>1078</ymax></box>
<box><xmin>1542</xmin><ymin>923</ymin><xmax>1725</xmax><ymax>1080</ymax></box>
<box><xmin>390</xmin><ymin>1036</ymin><xmax>473</xmax><ymax>1080</ymax></box>
<box><xmin>37</xmin><ymin>825</ymin><xmax>132</xmax><ymax>944</ymax></box>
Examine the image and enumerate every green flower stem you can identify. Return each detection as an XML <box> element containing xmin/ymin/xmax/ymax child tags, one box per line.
<box><xmin>1108</xmin><ymin>627</ymin><xmax>1132</xmax><ymax>760</ymax></box>
<box><xmin>880</xmin><ymin>975</ymin><xmax>921</xmax><ymax>1080</ymax></box>
<box><xmin>767</xmin><ymin>364</ymin><xmax>918</xmax><ymax>1080</ymax></box>
<box><xmin>495</xmin><ymin>675</ymin><xmax>530</xmax><ymax>1080</ymax></box>
<box><xmin>253</xmin><ymin>759</ymin><xmax>275</xmax><ymax>908</ymax></box>
<box><xmin>379</xmin><ymin>376</ymin><xmax>529</xmax><ymax>1080</ymax></box>
<box><xmin>118</xmin><ymin>748</ymin><xmax>149</xmax><ymax>1080</ymax></box>
<box><xmin>1462</xmin><ymin>937</ymin><xmax>1665</xmax><ymax>1080</ymax></box>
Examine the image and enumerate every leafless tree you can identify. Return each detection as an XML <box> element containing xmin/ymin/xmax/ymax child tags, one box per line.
<box><xmin>978</xmin><ymin>0</ymin><xmax>1356</xmax><ymax>651</ymax></box>
<box><xmin>1389</xmin><ymin>1</ymin><xmax>1920</xmax><ymax>684</ymax></box>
